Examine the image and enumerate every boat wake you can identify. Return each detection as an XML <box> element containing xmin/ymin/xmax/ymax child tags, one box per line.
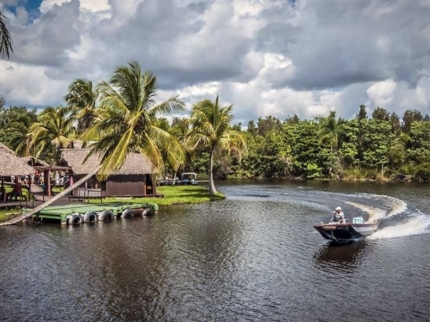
<box><xmin>368</xmin><ymin>212</ymin><xmax>430</xmax><ymax>240</ymax></box>
<box><xmin>345</xmin><ymin>194</ymin><xmax>407</xmax><ymax>222</ymax></box>
<box><xmin>343</xmin><ymin>193</ymin><xmax>430</xmax><ymax>240</ymax></box>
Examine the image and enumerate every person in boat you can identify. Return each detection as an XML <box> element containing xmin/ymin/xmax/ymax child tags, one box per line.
<box><xmin>331</xmin><ymin>206</ymin><xmax>346</xmax><ymax>224</ymax></box>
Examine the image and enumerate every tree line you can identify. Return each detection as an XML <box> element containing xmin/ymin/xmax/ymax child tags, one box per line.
<box><xmin>233</xmin><ymin>106</ymin><xmax>430</xmax><ymax>182</ymax></box>
<box><xmin>1</xmin><ymin>64</ymin><xmax>430</xmax><ymax>188</ymax></box>
<box><xmin>0</xmin><ymin>62</ymin><xmax>246</xmax><ymax>194</ymax></box>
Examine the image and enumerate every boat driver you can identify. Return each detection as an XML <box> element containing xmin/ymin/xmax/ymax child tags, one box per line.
<box><xmin>331</xmin><ymin>206</ymin><xmax>346</xmax><ymax>224</ymax></box>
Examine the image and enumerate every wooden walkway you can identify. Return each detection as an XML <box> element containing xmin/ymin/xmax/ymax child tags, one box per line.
<box><xmin>0</xmin><ymin>197</ymin><xmax>86</xmax><ymax>210</ymax></box>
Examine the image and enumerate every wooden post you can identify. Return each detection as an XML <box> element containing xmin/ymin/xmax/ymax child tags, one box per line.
<box><xmin>1</xmin><ymin>178</ymin><xmax>5</xmax><ymax>203</ymax></box>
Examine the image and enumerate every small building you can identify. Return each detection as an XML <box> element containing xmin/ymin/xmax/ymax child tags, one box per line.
<box><xmin>20</xmin><ymin>156</ymin><xmax>50</xmax><ymax>167</ymax></box>
<box><xmin>0</xmin><ymin>142</ymin><xmax>36</xmax><ymax>203</ymax></box>
<box><xmin>60</xmin><ymin>148</ymin><xmax>159</xmax><ymax>197</ymax></box>
<box><xmin>0</xmin><ymin>142</ymin><xmax>36</xmax><ymax>177</ymax></box>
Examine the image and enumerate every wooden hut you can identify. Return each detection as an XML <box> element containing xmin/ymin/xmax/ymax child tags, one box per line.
<box><xmin>0</xmin><ymin>142</ymin><xmax>36</xmax><ymax>203</ymax></box>
<box><xmin>20</xmin><ymin>156</ymin><xmax>50</xmax><ymax>167</ymax></box>
<box><xmin>0</xmin><ymin>143</ymin><xmax>36</xmax><ymax>176</ymax></box>
<box><xmin>60</xmin><ymin>148</ymin><xmax>159</xmax><ymax>197</ymax></box>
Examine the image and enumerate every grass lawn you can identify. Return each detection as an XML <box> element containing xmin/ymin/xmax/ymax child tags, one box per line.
<box><xmin>0</xmin><ymin>208</ymin><xmax>22</xmax><ymax>222</ymax></box>
<box><xmin>89</xmin><ymin>185</ymin><xmax>225</xmax><ymax>206</ymax></box>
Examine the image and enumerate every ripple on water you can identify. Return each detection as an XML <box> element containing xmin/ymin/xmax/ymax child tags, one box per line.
<box><xmin>1</xmin><ymin>183</ymin><xmax>430</xmax><ymax>321</ymax></box>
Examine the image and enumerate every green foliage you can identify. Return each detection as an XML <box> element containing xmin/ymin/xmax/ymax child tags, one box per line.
<box><xmin>2</xmin><ymin>63</ymin><xmax>430</xmax><ymax>184</ymax></box>
<box><xmin>82</xmin><ymin>61</ymin><xmax>185</xmax><ymax>179</ymax></box>
<box><xmin>0</xmin><ymin>12</ymin><xmax>13</xmax><ymax>59</ymax></box>
<box><xmin>186</xmin><ymin>96</ymin><xmax>247</xmax><ymax>194</ymax></box>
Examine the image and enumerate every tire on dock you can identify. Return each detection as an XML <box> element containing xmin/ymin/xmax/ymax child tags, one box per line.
<box><xmin>67</xmin><ymin>213</ymin><xmax>81</xmax><ymax>225</ymax></box>
<box><xmin>98</xmin><ymin>210</ymin><xmax>113</xmax><ymax>221</ymax></box>
<box><xmin>83</xmin><ymin>211</ymin><xmax>98</xmax><ymax>223</ymax></box>
<box><xmin>121</xmin><ymin>208</ymin><xmax>134</xmax><ymax>219</ymax></box>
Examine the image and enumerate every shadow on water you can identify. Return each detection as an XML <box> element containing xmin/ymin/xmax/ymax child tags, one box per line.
<box><xmin>313</xmin><ymin>241</ymin><xmax>367</xmax><ymax>272</ymax></box>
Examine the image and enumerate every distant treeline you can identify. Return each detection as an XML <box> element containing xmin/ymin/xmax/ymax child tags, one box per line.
<box><xmin>1</xmin><ymin>101</ymin><xmax>429</xmax><ymax>182</ymax></box>
<box><xmin>191</xmin><ymin>105</ymin><xmax>430</xmax><ymax>182</ymax></box>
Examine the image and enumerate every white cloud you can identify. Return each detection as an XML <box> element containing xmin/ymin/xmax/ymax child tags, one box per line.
<box><xmin>0</xmin><ymin>62</ymin><xmax>68</xmax><ymax>106</ymax></box>
<box><xmin>1</xmin><ymin>0</ymin><xmax>430</xmax><ymax>123</ymax></box>
<box><xmin>367</xmin><ymin>79</ymin><xmax>397</xmax><ymax>107</ymax></box>
<box><xmin>40</xmin><ymin>0</ymin><xmax>110</xmax><ymax>13</ymax></box>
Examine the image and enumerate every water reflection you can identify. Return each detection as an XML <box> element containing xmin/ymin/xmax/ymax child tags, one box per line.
<box><xmin>313</xmin><ymin>242</ymin><xmax>367</xmax><ymax>273</ymax></box>
<box><xmin>2</xmin><ymin>182</ymin><xmax>430</xmax><ymax>322</ymax></box>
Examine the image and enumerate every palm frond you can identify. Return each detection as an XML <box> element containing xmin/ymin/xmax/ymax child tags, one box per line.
<box><xmin>0</xmin><ymin>12</ymin><xmax>13</xmax><ymax>59</ymax></box>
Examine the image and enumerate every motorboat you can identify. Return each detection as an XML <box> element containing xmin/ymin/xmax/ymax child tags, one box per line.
<box><xmin>313</xmin><ymin>216</ymin><xmax>382</xmax><ymax>243</ymax></box>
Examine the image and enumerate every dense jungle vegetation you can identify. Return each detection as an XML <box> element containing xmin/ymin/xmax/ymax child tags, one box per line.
<box><xmin>1</xmin><ymin>78</ymin><xmax>429</xmax><ymax>183</ymax></box>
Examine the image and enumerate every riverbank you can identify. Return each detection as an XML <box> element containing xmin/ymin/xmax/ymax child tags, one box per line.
<box><xmin>91</xmin><ymin>185</ymin><xmax>225</xmax><ymax>206</ymax></box>
<box><xmin>0</xmin><ymin>185</ymin><xmax>225</xmax><ymax>223</ymax></box>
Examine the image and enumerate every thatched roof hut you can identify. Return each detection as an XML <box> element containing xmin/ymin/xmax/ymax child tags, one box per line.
<box><xmin>0</xmin><ymin>142</ymin><xmax>36</xmax><ymax>176</ymax></box>
<box><xmin>20</xmin><ymin>156</ymin><xmax>50</xmax><ymax>167</ymax></box>
<box><xmin>61</xmin><ymin>149</ymin><xmax>156</xmax><ymax>176</ymax></box>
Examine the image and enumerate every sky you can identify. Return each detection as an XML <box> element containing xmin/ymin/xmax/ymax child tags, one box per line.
<box><xmin>1</xmin><ymin>0</ymin><xmax>430</xmax><ymax>125</ymax></box>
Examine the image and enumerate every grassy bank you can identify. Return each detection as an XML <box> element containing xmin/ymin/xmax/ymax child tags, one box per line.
<box><xmin>0</xmin><ymin>208</ymin><xmax>22</xmax><ymax>222</ymax></box>
<box><xmin>0</xmin><ymin>185</ymin><xmax>224</xmax><ymax>223</ymax></box>
<box><xmin>90</xmin><ymin>185</ymin><xmax>225</xmax><ymax>206</ymax></box>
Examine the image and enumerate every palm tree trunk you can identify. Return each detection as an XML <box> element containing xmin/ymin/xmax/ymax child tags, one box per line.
<box><xmin>209</xmin><ymin>148</ymin><xmax>217</xmax><ymax>195</ymax></box>
<box><xmin>0</xmin><ymin>166</ymin><xmax>101</xmax><ymax>226</ymax></box>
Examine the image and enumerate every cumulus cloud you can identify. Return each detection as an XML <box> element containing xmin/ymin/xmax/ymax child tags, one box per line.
<box><xmin>0</xmin><ymin>0</ymin><xmax>429</xmax><ymax>122</ymax></box>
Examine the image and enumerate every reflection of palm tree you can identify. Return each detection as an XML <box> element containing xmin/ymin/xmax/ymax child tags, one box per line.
<box><xmin>0</xmin><ymin>11</ymin><xmax>13</xmax><ymax>59</ymax></box>
<box><xmin>82</xmin><ymin>61</ymin><xmax>185</xmax><ymax>178</ymax></box>
<box><xmin>27</xmin><ymin>106</ymin><xmax>76</xmax><ymax>158</ymax></box>
<box><xmin>186</xmin><ymin>96</ymin><xmax>247</xmax><ymax>194</ymax></box>
<box><xmin>65</xmin><ymin>79</ymin><xmax>97</xmax><ymax>133</ymax></box>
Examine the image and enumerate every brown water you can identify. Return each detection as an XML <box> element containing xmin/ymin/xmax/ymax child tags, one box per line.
<box><xmin>1</xmin><ymin>181</ymin><xmax>429</xmax><ymax>321</ymax></box>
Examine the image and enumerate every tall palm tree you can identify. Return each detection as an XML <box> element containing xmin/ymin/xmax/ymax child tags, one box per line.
<box><xmin>186</xmin><ymin>96</ymin><xmax>247</xmax><ymax>195</ymax></box>
<box><xmin>318</xmin><ymin>111</ymin><xmax>340</xmax><ymax>151</ymax></box>
<box><xmin>8</xmin><ymin>111</ymin><xmax>38</xmax><ymax>156</ymax></box>
<box><xmin>27</xmin><ymin>106</ymin><xmax>76</xmax><ymax>159</ymax></box>
<box><xmin>65</xmin><ymin>79</ymin><xmax>97</xmax><ymax>133</ymax></box>
<box><xmin>82</xmin><ymin>61</ymin><xmax>185</xmax><ymax>179</ymax></box>
<box><xmin>0</xmin><ymin>11</ymin><xmax>13</xmax><ymax>59</ymax></box>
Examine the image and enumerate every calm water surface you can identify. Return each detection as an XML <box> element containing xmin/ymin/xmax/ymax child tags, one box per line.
<box><xmin>1</xmin><ymin>181</ymin><xmax>430</xmax><ymax>321</ymax></box>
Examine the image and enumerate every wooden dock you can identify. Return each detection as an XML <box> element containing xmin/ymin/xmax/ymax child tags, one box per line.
<box><xmin>28</xmin><ymin>202</ymin><xmax>159</xmax><ymax>225</ymax></box>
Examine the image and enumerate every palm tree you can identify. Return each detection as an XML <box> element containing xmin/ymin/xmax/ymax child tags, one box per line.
<box><xmin>186</xmin><ymin>96</ymin><xmax>247</xmax><ymax>195</ymax></box>
<box><xmin>318</xmin><ymin>111</ymin><xmax>340</xmax><ymax>151</ymax></box>
<box><xmin>27</xmin><ymin>106</ymin><xmax>76</xmax><ymax>160</ymax></box>
<box><xmin>0</xmin><ymin>11</ymin><xmax>13</xmax><ymax>59</ymax></box>
<box><xmin>8</xmin><ymin>110</ymin><xmax>38</xmax><ymax>156</ymax></box>
<box><xmin>82</xmin><ymin>61</ymin><xmax>185</xmax><ymax>179</ymax></box>
<box><xmin>65</xmin><ymin>79</ymin><xmax>97</xmax><ymax>133</ymax></box>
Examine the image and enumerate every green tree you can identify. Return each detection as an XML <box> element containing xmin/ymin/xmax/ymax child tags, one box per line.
<box><xmin>83</xmin><ymin>61</ymin><xmax>185</xmax><ymax>178</ymax></box>
<box><xmin>186</xmin><ymin>96</ymin><xmax>247</xmax><ymax>194</ymax></box>
<box><xmin>402</xmin><ymin>109</ymin><xmax>423</xmax><ymax>133</ymax></box>
<box><xmin>357</xmin><ymin>104</ymin><xmax>367</xmax><ymax>120</ymax></box>
<box><xmin>0</xmin><ymin>11</ymin><xmax>13</xmax><ymax>59</ymax></box>
<box><xmin>65</xmin><ymin>79</ymin><xmax>98</xmax><ymax>134</ymax></box>
<box><xmin>291</xmin><ymin>121</ymin><xmax>322</xmax><ymax>179</ymax></box>
<box><xmin>27</xmin><ymin>106</ymin><xmax>76</xmax><ymax>161</ymax></box>
<box><xmin>318</xmin><ymin>111</ymin><xmax>341</xmax><ymax>151</ymax></box>
<box><xmin>0</xmin><ymin>106</ymin><xmax>38</xmax><ymax>155</ymax></box>
<box><xmin>372</xmin><ymin>107</ymin><xmax>390</xmax><ymax>121</ymax></box>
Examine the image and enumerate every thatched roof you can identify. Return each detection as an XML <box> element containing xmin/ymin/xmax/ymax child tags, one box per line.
<box><xmin>0</xmin><ymin>142</ymin><xmax>36</xmax><ymax>176</ymax></box>
<box><xmin>61</xmin><ymin>149</ymin><xmax>155</xmax><ymax>176</ymax></box>
<box><xmin>20</xmin><ymin>156</ymin><xmax>50</xmax><ymax>167</ymax></box>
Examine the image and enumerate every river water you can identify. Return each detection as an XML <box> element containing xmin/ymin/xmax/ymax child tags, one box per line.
<box><xmin>1</xmin><ymin>181</ymin><xmax>429</xmax><ymax>322</ymax></box>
